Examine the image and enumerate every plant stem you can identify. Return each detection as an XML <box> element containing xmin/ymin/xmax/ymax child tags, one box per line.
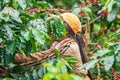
<box><xmin>97</xmin><ymin>63</ymin><xmax>100</xmax><ymax>77</ymax></box>
<box><xmin>90</xmin><ymin>15</ymin><xmax>102</xmax><ymax>24</ymax></box>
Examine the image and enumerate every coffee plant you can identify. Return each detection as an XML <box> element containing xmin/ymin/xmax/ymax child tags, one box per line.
<box><xmin>0</xmin><ymin>0</ymin><xmax>120</xmax><ymax>80</ymax></box>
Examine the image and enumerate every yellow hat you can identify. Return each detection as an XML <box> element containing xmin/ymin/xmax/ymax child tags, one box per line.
<box><xmin>60</xmin><ymin>13</ymin><xmax>82</xmax><ymax>34</ymax></box>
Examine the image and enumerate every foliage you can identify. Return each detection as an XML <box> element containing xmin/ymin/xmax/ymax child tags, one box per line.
<box><xmin>75</xmin><ymin>0</ymin><xmax>120</xmax><ymax>79</ymax></box>
<box><xmin>42</xmin><ymin>58</ymin><xmax>83</xmax><ymax>80</ymax></box>
<box><xmin>0</xmin><ymin>0</ymin><xmax>120</xmax><ymax>79</ymax></box>
<box><xmin>46</xmin><ymin>17</ymin><xmax>66</xmax><ymax>41</ymax></box>
<box><xmin>0</xmin><ymin>57</ymin><xmax>79</xmax><ymax>80</ymax></box>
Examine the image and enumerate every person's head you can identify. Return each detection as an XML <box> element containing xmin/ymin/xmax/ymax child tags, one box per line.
<box><xmin>60</xmin><ymin>13</ymin><xmax>82</xmax><ymax>39</ymax></box>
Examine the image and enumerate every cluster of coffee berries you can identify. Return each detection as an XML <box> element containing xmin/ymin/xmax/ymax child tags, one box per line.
<box><xmin>110</xmin><ymin>68</ymin><xmax>120</xmax><ymax>80</ymax></box>
<box><xmin>46</xmin><ymin>6</ymin><xmax>71</xmax><ymax>13</ymax></box>
<box><xmin>28</xmin><ymin>8</ymin><xmax>38</xmax><ymax>13</ymax></box>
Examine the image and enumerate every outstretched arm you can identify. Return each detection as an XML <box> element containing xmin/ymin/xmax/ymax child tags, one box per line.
<box><xmin>14</xmin><ymin>41</ymin><xmax>58</xmax><ymax>64</ymax></box>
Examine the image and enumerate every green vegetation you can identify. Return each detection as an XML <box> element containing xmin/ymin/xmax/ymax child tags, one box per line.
<box><xmin>0</xmin><ymin>0</ymin><xmax>120</xmax><ymax>80</ymax></box>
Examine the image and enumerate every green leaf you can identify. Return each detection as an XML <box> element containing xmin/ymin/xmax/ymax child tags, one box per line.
<box><xmin>38</xmin><ymin>67</ymin><xmax>47</xmax><ymax>78</ymax></box>
<box><xmin>69</xmin><ymin>74</ymin><xmax>83</xmax><ymax>80</ymax></box>
<box><xmin>3</xmin><ymin>40</ymin><xmax>18</xmax><ymax>64</ymax></box>
<box><xmin>107</xmin><ymin>7</ymin><xmax>119</xmax><ymax>22</ymax></box>
<box><xmin>17</xmin><ymin>0</ymin><xmax>26</xmax><ymax>10</ymax></box>
<box><xmin>82</xmin><ymin>7</ymin><xmax>92</xmax><ymax>13</ymax></box>
<box><xmin>72</xmin><ymin>7</ymin><xmax>81</xmax><ymax>15</ymax></box>
<box><xmin>6</xmin><ymin>40</ymin><xmax>17</xmax><ymax>54</ymax></box>
<box><xmin>60</xmin><ymin>64</ymin><xmax>68</xmax><ymax>73</ymax></box>
<box><xmin>93</xmin><ymin>23</ymin><xmax>101</xmax><ymax>32</ymax></box>
<box><xmin>50</xmin><ymin>18</ymin><xmax>66</xmax><ymax>41</ymax></box>
<box><xmin>25</xmin><ymin>40</ymin><xmax>32</xmax><ymax>56</ymax></box>
<box><xmin>0</xmin><ymin>38</ymin><xmax>3</xmax><ymax>43</ymax></box>
<box><xmin>64</xmin><ymin>57</ymin><xmax>78</xmax><ymax>63</ymax></box>
<box><xmin>12</xmin><ymin>65</ymin><xmax>25</xmax><ymax>73</ymax></box>
<box><xmin>105</xmin><ymin>0</ymin><xmax>111</xmax><ymax>6</ymax></box>
<box><xmin>24</xmin><ymin>31</ymin><xmax>32</xmax><ymax>41</ymax></box>
<box><xmin>40</xmin><ymin>30</ymin><xmax>51</xmax><ymax>41</ymax></box>
<box><xmin>116</xmin><ymin>53</ymin><xmax>120</xmax><ymax>62</ymax></box>
<box><xmin>30</xmin><ymin>38</ymin><xmax>36</xmax><ymax>52</ymax></box>
<box><xmin>43</xmin><ymin>73</ymin><xmax>55</xmax><ymax>80</ymax></box>
<box><xmin>24</xmin><ymin>72</ymin><xmax>31</xmax><ymax>80</ymax></box>
<box><xmin>3</xmin><ymin>0</ymin><xmax>10</xmax><ymax>5</ymax></box>
<box><xmin>59</xmin><ymin>73</ymin><xmax>83</xmax><ymax>80</ymax></box>
<box><xmin>37</xmin><ymin>1</ymin><xmax>50</xmax><ymax>8</ymax></box>
<box><xmin>32</xmin><ymin>70</ymin><xmax>39</xmax><ymax>80</ymax></box>
<box><xmin>32</xmin><ymin>28</ymin><xmax>46</xmax><ymax>45</ymax></box>
<box><xmin>98</xmin><ymin>0</ymin><xmax>115</xmax><ymax>13</ymax></box>
<box><xmin>58</xmin><ymin>73</ymin><xmax>70</xmax><ymax>80</ymax></box>
<box><xmin>7</xmin><ymin>7</ymin><xmax>22</xmax><ymax>23</ymax></box>
<box><xmin>2</xmin><ymin>78</ymin><xmax>14</xmax><ymax>80</ymax></box>
<box><xmin>107</xmin><ymin>0</ymin><xmax>115</xmax><ymax>12</ymax></box>
<box><xmin>104</xmin><ymin>55</ymin><xmax>114</xmax><ymax>71</ymax></box>
<box><xmin>82</xmin><ymin>6</ymin><xmax>92</xmax><ymax>19</ymax></box>
<box><xmin>4</xmin><ymin>25</ymin><xmax>13</xmax><ymax>40</ymax></box>
<box><xmin>115</xmin><ymin>43</ymin><xmax>120</xmax><ymax>54</ymax></box>
<box><xmin>13</xmin><ymin>0</ymin><xmax>18</xmax><ymax>9</ymax></box>
<box><xmin>28</xmin><ymin>19</ymin><xmax>47</xmax><ymax>33</ymax></box>
<box><xmin>91</xmin><ymin>49</ymin><xmax>111</xmax><ymax>59</ymax></box>
<box><xmin>55</xmin><ymin>59</ymin><xmax>68</xmax><ymax>73</ymax></box>
<box><xmin>56</xmin><ymin>59</ymin><xmax>67</xmax><ymax>70</ymax></box>
<box><xmin>0</xmin><ymin>10</ymin><xmax>9</xmax><ymax>22</ymax></box>
<box><xmin>54</xmin><ymin>49</ymin><xmax>60</xmax><ymax>58</ymax></box>
<box><xmin>80</xmin><ymin>60</ymin><xmax>98</xmax><ymax>70</ymax></box>
<box><xmin>42</xmin><ymin>63</ymin><xmax>57</xmax><ymax>73</ymax></box>
<box><xmin>62</xmin><ymin>59</ymin><xmax>73</xmax><ymax>72</ymax></box>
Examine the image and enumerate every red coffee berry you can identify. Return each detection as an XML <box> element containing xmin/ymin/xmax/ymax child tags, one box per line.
<box><xmin>91</xmin><ymin>0</ymin><xmax>98</xmax><ymax>5</ymax></box>
<box><xmin>82</xmin><ymin>27</ymin><xmax>87</xmax><ymax>33</ymax></box>
<box><xmin>111</xmin><ymin>68</ymin><xmax>116</xmax><ymax>74</ymax></box>
<box><xmin>115</xmin><ymin>74</ymin><xmax>120</xmax><ymax>80</ymax></box>
<box><xmin>78</xmin><ymin>11</ymin><xmax>86</xmax><ymax>16</ymax></box>
<box><xmin>110</xmin><ymin>28</ymin><xmax>116</xmax><ymax>32</ymax></box>
<box><xmin>100</xmin><ymin>45</ymin><xmax>104</xmax><ymax>49</ymax></box>
<box><xmin>84</xmin><ymin>18</ymin><xmax>88</xmax><ymax>23</ymax></box>
<box><xmin>103</xmin><ymin>29</ymin><xmax>108</xmax><ymax>34</ymax></box>
<box><xmin>51</xmin><ymin>6</ymin><xmax>55</xmax><ymax>12</ymax></box>
<box><xmin>94</xmin><ymin>43</ymin><xmax>99</xmax><ymax>48</ymax></box>
<box><xmin>101</xmin><ymin>10</ymin><xmax>108</xmax><ymax>16</ymax></box>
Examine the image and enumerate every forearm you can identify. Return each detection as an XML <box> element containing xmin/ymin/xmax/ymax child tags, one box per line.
<box><xmin>14</xmin><ymin>49</ymin><xmax>54</xmax><ymax>64</ymax></box>
<box><xmin>14</xmin><ymin>41</ymin><xmax>59</xmax><ymax>64</ymax></box>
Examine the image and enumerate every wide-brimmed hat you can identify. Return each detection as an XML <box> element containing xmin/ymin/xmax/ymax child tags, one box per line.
<box><xmin>60</xmin><ymin>13</ymin><xmax>82</xmax><ymax>34</ymax></box>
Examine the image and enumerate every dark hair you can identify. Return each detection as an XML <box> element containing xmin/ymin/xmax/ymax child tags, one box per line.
<box><xmin>75</xmin><ymin>33</ymin><xmax>89</xmax><ymax>63</ymax></box>
<box><xmin>64</xmin><ymin>22</ymin><xmax>75</xmax><ymax>38</ymax></box>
